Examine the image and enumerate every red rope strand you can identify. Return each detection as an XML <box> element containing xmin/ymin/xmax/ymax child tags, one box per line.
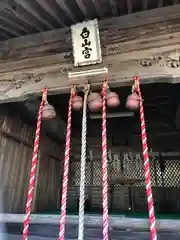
<box><xmin>23</xmin><ymin>88</ymin><xmax>47</xmax><ymax>240</ymax></box>
<box><xmin>58</xmin><ymin>91</ymin><xmax>73</xmax><ymax>240</ymax></box>
<box><xmin>134</xmin><ymin>76</ymin><xmax>157</xmax><ymax>240</ymax></box>
<box><xmin>102</xmin><ymin>82</ymin><xmax>109</xmax><ymax>240</ymax></box>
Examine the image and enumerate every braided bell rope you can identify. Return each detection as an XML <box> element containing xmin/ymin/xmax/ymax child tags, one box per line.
<box><xmin>78</xmin><ymin>84</ymin><xmax>90</xmax><ymax>240</ymax></box>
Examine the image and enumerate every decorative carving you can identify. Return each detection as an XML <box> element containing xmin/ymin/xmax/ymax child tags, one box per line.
<box><xmin>0</xmin><ymin>79</ymin><xmax>15</xmax><ymax>94</ymax></box>
<box><xmin>107</xmin><ymin>63</ymin><xmax>113</xmax><ymax>68</ymax></box>
<box><xmin>64</xmin><ymin>52</ymin><xmax>73</xmax><ymax>60</ymax></box>
<box><xmin>0</xmin><ymin>73</ymin><xmax>44</xmax><ymax>94</ymax></box>
<box><xmin>34</xmin><ymin>74</ymin><xmax>44</xmax><ymax>83</ymax></box>
<box><xmin>139</xmin><ymin>54</ymin><xmax>180</xmax><ymax>68</ymax></box>
<box><xmin>107</xmin><ymin>45</ymin><xmax>121</xmax><ymax>54</ymax></box>
<box><xmin>140</xmin><ymin>59</ymin><xmax>153</xmax><ymax>67</ymax></box>
<box><xmin>153</xmin><ymin>55</ymin><xmax>163</xmax><ymax>61</ymax></box>
<box><xmin>140</xmin><ymin>55</ymin><xmax>163</xmax><ymax>67</ymax></box>
<box><xmin>13</xmin><ymin>73</ymin><xmax>33</xmax><ymax>89</ymax></box>
<box><xmin>59</xmin><ymin>67</ymin><xmax>73</xmax><ymax>74</ymax></box>
<box><xmin>166</xmin><ymin>57</ymin><xmax>180</xmax><ymax>68</ymax></box>
<box><xmin>13</xmin><ymin>73</ymin><xmax>44</xmax><ymax>89</ymax></box>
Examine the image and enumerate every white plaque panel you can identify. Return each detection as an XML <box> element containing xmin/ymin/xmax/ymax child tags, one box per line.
<box><xmin>71</xmin><ymin>19</ymin><xmax>102</xmax><ymax>67</ymax></box>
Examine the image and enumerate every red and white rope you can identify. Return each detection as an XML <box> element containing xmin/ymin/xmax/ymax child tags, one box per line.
<box><xmin>134</xmin><ymin>76</ymin><xmax>157</xmax><ymax>240</ymax></box>
<box><xmin>58</xmin><ymin>89</ymin><xmax>74</xmax><ymax>240</ymax></box>
<box><xmin>23</xmin><ymin>88</ymin><xmax>47</xmax><ymax>240</ymax></box>
<box><xmin>101</xmin><ymin>82</ymin><xmax>109</xmax><ymax>240</ymax></box>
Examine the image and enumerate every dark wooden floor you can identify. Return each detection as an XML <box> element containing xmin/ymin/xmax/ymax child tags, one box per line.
<box><xmin>2</xmin><ymin>223</ymin><xmax>180</xmax><ymax>239</ymax></box>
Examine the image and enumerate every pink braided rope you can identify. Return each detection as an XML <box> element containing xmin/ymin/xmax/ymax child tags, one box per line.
<box><xmin>23</xmin><ymin>88</ymin><xmax>47</xmax><ymax>240</ymax></box>
<box><xmin>101</xmin><ymin>84</ymin><xmax>109</xmax><ymax>240</ymax></box>
<box><xmin>58</xmin><ymin>93</ymin><xmax>73</xmax><ymax>240</ymax></box>
<box><xmin>134</xmin><ymin>76</ymin><xmax>157</xmax><ymax>240</ymax></box>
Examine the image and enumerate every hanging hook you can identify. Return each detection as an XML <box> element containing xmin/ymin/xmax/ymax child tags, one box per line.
<box><xmin>101</xmin><ymin>78</ymin><xmax>109</xmax><ymax>98</ymax></box>
<box><xmin>71</xmin><ymin>85</ymin><xmax>83</xmax><ymax>110</ymax></box>
<box><xmin>133</xmin><ymin>76</ymin><xmax>144</xmax><ymax>101</ymax></box>
<box><xmin>71</xmin><ymin>84</ymin><xmax>76</xmax><ymax>96</ymax></box>
<box><xmin>42</xmin><ymin>88</ymin><xmax>48</xmax><ymax>104</ymax></box>
<box><xmin>102</xmin><ymin>78</ymin><xmax>109</xmax><ymax>90</ymax></box>
<box><xmin>133</xmin><ymin>76</ymin><xmax>140</xmax><ymax>82</ymax></box>
<box><xmin>132</xmin><ymin>76</ymin><xmax>140</xmax><ymax>93</ymax></box>
<box><xmin>84</xmin><ymin>83</ymin><xmax>90</xmax><ymax>95</ymax></box>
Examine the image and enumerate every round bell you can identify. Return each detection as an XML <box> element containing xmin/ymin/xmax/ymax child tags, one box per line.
<box><xmin>72</xmin><ymin>95</ymin><xmax>83</xmax><ymax>110</ymax></box>
<box><xmin>88</xmin><ymin>92</ymin><xmax>102</xmax><ymax>112</ymax></box>
<box><xmin>42</xmin><ymin>102</ymin><xmax>56</xmax><ymax>119</ymax></box>
<box><xmin>126</xmin><ymin>92</ymin><xmax>140</xmax><ymax>111</ymax></box>
<box><xmin>106</xmin><ymin>90</ymin><xmax>120</xmax><ymax>108</ymax></box>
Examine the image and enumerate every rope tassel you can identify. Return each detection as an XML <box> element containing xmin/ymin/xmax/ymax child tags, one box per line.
<box><xmin>78</xmin><ymin>84</ymin><xmax>90</xmax><ymax>240</ymax></box>
<box><xmin>133</xmin><ymin>76</ymin><xmax>157</xmax><ymax>240</ymax></box>
<box><xmin>59</xmin><ymin>86</ymin><xmax>74</xmax><ymax>240</ymax></box>
<box><xmin>101</xmin><ymin>81</ymin><xmax>109</xmax><ymax>240</ymax></box>
<box><xmin>23</xmin><ymin>88</ymin><xmax>47</xmax><ymax>240</ymax></box>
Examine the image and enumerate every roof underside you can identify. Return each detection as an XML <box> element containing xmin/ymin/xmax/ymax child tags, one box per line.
<box><xmin>0</xmin><ymin>0</ymin><xmax>179</xmax><ymax>41</ymax></box>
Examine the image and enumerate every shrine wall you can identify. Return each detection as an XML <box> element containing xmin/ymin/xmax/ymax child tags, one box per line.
<box><xmin>0</xmin><ymin>103</ymin><xmax>179</xmax><ymax>213</ymax></box>
<box><xmin>0</xmin><ymin>104</ymin><xmax>63</xmax><ymax>213</ymax></box>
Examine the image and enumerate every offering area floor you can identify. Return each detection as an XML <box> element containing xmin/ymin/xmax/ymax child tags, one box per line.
<box><xmin>3</xmin><ymin>223</ymin><xmax>180</xmax><ymax>240</ymax></box>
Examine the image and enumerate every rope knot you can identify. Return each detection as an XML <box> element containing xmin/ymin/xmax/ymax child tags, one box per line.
<box><xmin>84</xmin><ymin>84</ymin><xmax>90</xmax><ymax>95</ymax></box>
<box><xmin>71</xmin><ymin>85</ymin><xmax>76</xmax><ymax>97</ymax></box>
<box><xmin>132</xmin><ymin>76</ymin><xmax>140</xmax><ymax>94</ymax></box>
<box><xmin>42</xmin><ymin>88</ymin><xmax>48</xmax><ymax>103</ymax></box>
<box><xmin>101</xmin><ymin>79</ymin><xmax>109</xmax><ymax>96</ymax></box>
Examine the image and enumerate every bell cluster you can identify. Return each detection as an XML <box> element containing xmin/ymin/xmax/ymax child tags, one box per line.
<box><xmin>41</xmin><ymin>80</ymin><xmax>141</xmax><ymax>120</ymax></box>
<box><xmin>72</xmin><ymin>83</ymin><xmax>140</xmax><ymax>112</ymax></box>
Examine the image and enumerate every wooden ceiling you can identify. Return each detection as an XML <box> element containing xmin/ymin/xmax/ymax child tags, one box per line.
<box><xmin>0</xmin><ymin>0</ymin><xmax>179</xmax><ymax>41</ymax></box>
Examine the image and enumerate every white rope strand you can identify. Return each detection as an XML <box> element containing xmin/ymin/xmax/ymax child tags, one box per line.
<box><xmin>78</xmin><ymin>85</ymin><xmax>89</xmax><ymax>240</ymax></box>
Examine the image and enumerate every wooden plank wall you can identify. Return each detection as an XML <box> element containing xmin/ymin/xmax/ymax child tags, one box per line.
<box><xmin>35</xmin><ymin>136</ymin><xmax>63</xmax><ymax>213</ymax></box>
<box><xmin>1</xmin><ymin>102</ymin><xmax>180</xmax><ymax>214</ymax></box>
<box><xmin>0</xmin><ymin>105</ymin><xmax>63</xmax><ymax>213</ymax></box>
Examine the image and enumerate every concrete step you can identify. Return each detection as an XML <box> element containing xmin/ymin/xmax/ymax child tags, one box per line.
<box><xmin>4</xmin><ymin>223</ymin><xmax>180</xmax><ymax>239</ymax></box>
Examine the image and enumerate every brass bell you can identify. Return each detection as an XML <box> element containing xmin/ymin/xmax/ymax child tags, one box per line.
<box><xmin>126</xmin><ymin>92</ymin><xmax>140</xmax><ymax>111</ymax></box>
<box><xmin>72</xmin><ymin>95</ymin><xmax>83</xmax><ymax>110</ymax></box>
<box><xmin>88</xmin><ymin>92</ymin><xmax>102</xmax><ymax>112</ymax></box>
<box><xmin>106</xmin><ymin>90</ymin><xmax>120</xmax><ymax>108</ymax></box>
<box><xmin>42</xmin><ymin>101</ymin><xmax>56</xmax><ymax>119</ymax></box>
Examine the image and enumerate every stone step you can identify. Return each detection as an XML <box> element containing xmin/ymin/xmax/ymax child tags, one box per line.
<box><xmin>4</xmin><ymin>223</ymin><xmax>180</xmax><ymax>240</ymax></box>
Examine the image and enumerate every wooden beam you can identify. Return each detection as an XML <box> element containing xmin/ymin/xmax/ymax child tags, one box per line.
<box><xmin>0</xmin><ymin>24</ymin><xmax>20</xmax><ymax>37</ymax></box>
<box><xmin>13</xmin><ymin>0</ymin><xmax>54</xmax><ymax>29</ymax></box>
<box><xmin>9</xmin><ymin>6</ymin><xmax>44</xmax><ymax>32</ymax></box>
<box><xmin>1</xmin><ymin>5</ymin><xmax>180</xmax><ymax>59</ymax></box>
<box><xmin>36</xmin><ymin>0</ymin><xmax>66</xmax><ymax>26</ymax></box>
<box><xmin>91</xmin><ymin>0</ymin><xmax>104</xmax><ymax>18</ymax></box>
<box><xmin>76</xmin><ymin>0</ymin><xmax>90</xmax><ymax>18</ymax></box>
<box><xmin>55</xmin><ymin>0</ymin><xmax>77</xmax><ymax>23</ymax></box>
<box><xmin>0</xmin><ymin>5</ymin><xmax>180</xmax><ymax>103</ymax></box>
<box><xmin>0</xmin><ymin>30</ymin><xmax>11</xmax><ymax>39</ymax></box>
<box><xmin>0</xmin><ymin>15</ymin><xmax>28</xmax><ymax>33</ymax></box>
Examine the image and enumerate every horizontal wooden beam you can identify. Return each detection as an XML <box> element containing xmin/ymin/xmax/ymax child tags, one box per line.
<box><xmin>0</xmin><ymin>5</ymin><xmax>180</xmax><ymax>102</ymax></box>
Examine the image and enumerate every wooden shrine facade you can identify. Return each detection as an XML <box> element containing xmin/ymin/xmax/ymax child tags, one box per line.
<box><xmin>0</xmin><ymin>5</ymin><xmax>180</xmax><ymax>103</ymax></box>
